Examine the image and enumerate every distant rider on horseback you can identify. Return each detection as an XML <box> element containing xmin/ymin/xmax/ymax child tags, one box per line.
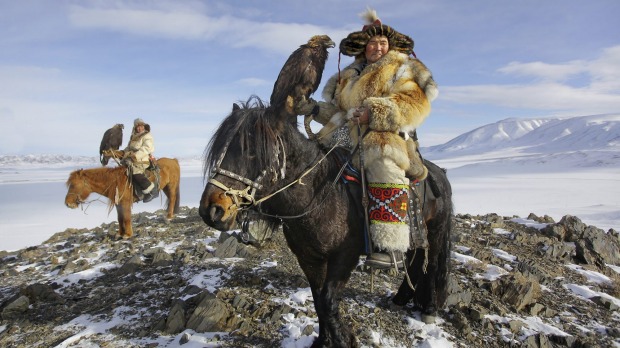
<box><xmin>121</xmin><ymin>118</ymin><xmax>159</xmax><ymax>203</ymax></box>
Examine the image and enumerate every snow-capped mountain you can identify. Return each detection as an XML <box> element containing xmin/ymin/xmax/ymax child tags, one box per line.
<box><xmin>422</xmin><ymin>114</ymin><xmax>620</xmax><ymax>170</ymax></box>
<box><xmin>0</xmin><ymin>154</ymin><xmax>99</xmax><ymax>167</ymax></box>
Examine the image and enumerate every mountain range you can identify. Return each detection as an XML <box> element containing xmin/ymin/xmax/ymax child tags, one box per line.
<box><xmin>2</xmin><ymin>114</ymin><xmax>618</xmax><ymax>171</ymax></box>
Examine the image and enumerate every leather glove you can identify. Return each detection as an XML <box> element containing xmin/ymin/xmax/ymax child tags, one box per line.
<box><xmin>121</xmin><ymin>154</ymin><xmax>135</xmax><ymax>166</ymax></box>
<box><xmin>120</xmin><ymin>157</ymin><xmax>132</xmax><ymax>166</ymax></box>
<box><xmin>294</xmin><ymin>97</ymin><xmax>319</xmax><ymax>116</ymax></box>
<box><xmin>103</xmin><ymin>149</ymin><xmax>124</xmax><ymax>158</ymax></box>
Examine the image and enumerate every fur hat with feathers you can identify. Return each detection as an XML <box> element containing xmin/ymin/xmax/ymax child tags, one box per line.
<box><xmin>340</xmin><ymin>8</ymin><xmax>414</xmax><ymax>57</ymax></box>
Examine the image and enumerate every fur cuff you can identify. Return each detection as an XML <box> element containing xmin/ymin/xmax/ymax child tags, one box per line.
<box><xmin>370</xmin><ymin>223</ymin><xmax>409</xmax><ymax>253</ymax></box>
<box><xmin>364</xmin><ymin>97</ymin><xmax>400</xmax><ymax>132</ymax></box>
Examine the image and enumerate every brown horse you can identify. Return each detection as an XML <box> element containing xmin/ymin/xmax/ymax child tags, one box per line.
<box><xmin>65</xmin><ymin>158</ymin><xmax>181</xmax><ymax>238</ymax></box>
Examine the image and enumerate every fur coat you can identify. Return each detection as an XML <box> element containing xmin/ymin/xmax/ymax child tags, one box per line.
<box><xmin>123</xmin><ymin>128</ymin><xmax>154</xmax><ymax>174</ymax></box>
<box><xmin>314</xmin><ymin>50</ymin><xmax>437</xmax><ymax>179</ymax></box>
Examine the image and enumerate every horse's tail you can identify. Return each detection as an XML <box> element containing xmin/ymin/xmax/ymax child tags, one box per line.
<box><xmin>166</xmin><ymin>176</ymin><xmax>181</xmax><ymax>214</ymax></box>
<box><xmin>434</xmin><ymin>203</ymin><xmax>453</xmax><ymax>308</ymax></box>
<box><xmin>428</xmin><ymin>161</ymin><xmax>453</xmax><ymax>309</ymax></box>
<box><xmin>166</xmin><ymin>158</ymin><xmax>181</xmax><ymax>214</ymax></box>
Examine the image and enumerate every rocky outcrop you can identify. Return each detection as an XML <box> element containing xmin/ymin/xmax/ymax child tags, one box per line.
<box><xmin>0</xmin><ymin>207</ymin><xmax>618</xmax><ymax>347</ymax></box>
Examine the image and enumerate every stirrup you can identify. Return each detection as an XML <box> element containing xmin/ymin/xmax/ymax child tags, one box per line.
<box><xmin>365</xmin><ymin>251</ymin><xmax>403</xmax><ymax>270</ymax></box>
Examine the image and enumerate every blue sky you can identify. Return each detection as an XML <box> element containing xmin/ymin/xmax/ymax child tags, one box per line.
<box><xmin>1</xmin><ymin>0</ymin><xmax>619</xmax><ymax>157</ymax></box>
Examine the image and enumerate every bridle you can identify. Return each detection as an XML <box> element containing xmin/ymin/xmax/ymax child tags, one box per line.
<box><xmin>208</xmin><ymin>123</ymin><xmax>346</xmax><ymax>220</ymax></box>
<box><xmin>207</xmin><ymin>121</ymin><xmax>275</xmax><ymax>210</ymax></box>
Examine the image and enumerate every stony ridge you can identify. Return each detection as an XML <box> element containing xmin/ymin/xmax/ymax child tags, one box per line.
<box><xmin>0</xmin><ymin>207</ymin><xmax>619</xmax><ymax>347</ymax></box>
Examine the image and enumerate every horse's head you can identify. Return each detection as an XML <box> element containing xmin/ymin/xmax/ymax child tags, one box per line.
<box><xmin>199</xmin><ymin>97</ymin><xmax>287</xmax><ymax>231</ymax></box>
<box><xmin>65</xmin><ymin>169</ymin><xmax>91</xmax><ymax>208</ymax></box>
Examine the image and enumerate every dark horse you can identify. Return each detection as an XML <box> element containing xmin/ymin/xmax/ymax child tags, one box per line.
<box><xmin>199</xmin><ymin>97</ymin><xmax>452</xmax><ymax>347</ymax></box>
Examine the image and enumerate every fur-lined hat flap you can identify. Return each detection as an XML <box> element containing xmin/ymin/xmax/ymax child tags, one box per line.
<box><xmin>133</xmin><ymin>118</ymin><xmax>150</xmax><ymax>132</ymax></box>
<box><xmin>340</xmin><ymin>8</ymin><xmax>414</xmax><ymax>57</ymax></box>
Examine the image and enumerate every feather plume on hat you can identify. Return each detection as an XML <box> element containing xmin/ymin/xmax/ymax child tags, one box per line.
<box><xmin>339</xmin><ymin>8</ymin><xmax>414</xmax><ymax>57</ymax></box>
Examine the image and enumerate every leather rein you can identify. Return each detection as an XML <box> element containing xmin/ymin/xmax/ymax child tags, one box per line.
<box><xmin>207</xmin><ymin>129</ymin><xmax>346</xmax><ymax>219</ymax></box>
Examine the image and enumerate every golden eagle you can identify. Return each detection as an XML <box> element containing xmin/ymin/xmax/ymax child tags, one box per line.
<box><xmin>99</xmin><ymin>123</ymin><xmax>124</xmax><ymax>166</ymax></box>
<box><xmin>269</xmin><ymin>35</ymin><xmax>335</xmax><ymax>117</ymax></box>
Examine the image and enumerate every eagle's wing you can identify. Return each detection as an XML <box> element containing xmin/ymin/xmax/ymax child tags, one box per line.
<box><xmin>100</xmin><ymin>128</ymin><xmax>113</xmax><ymax>155</ymax></box>
<box><xmin>110</xmin><ymin>127</ymin><xmax>123</xmax><ymax>150</ymax></box>
<box><xmin>269</xmin><ymin>46</ymin><xmax>315</xmax><ymax>109</ymax></box>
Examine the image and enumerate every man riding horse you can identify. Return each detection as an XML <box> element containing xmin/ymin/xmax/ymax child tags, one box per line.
<box><xmin>295</xmin><ymin>9</ymin><xmax>438</xmax><ymax>270</ymax></box>
<box><xmin>120</xmin><ymin>118</ymin><xmax>159</xmax><ymax>203</ymax></box>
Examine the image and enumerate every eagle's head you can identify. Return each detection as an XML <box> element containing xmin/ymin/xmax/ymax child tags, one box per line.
<box><xmin>308</xmin><ymin>35</ymin><xmax>335</xmax><ymax>49</ymax></box>
<box><xmin>115</xmin><ymin>124</ymin><xmax>124</xmax><ymax>129</ymax></box>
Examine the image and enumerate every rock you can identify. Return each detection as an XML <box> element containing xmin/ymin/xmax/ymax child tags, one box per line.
<box><xmin>485</xmin><ymin>214</ymin><xmax>504</xmax><ymax>228</ymax></box>
<box><xmin>179</xmin><ymin>332</ymin><xmax>191</xmax><ymax>344</ymax></box>
<box><xmin>213</xmin><ymin>235</ymin><xmax>240</xmax><ymax>258</ymax></box>
<box><xmin>543</xmin><ymin>242</ymin><xmax>574</xmax><ymax>261</ymax></box>
<box><xmin>117</xmin><ymin>254</ymin><xmax>144</xmax><ymax>274</ymax></box>
<box><xmin>590</xmin><ymin>296</ymin><xmax>620</xmax><ymax>311</ymax></box>
<box><xmin>22</xmin><ymin>283</ymin><xmax>62</xmax><ymax>304</ymax></box>
<box><xmin>1</xmin><ymin>295</ymin><xmax>30</xmax><ymax>319</ymax></box>
<box><xmin>491</xmin><ymin>273</ymin><xmax>541</xmax><ymax>312</ymax></box>
<box><xmin>0</xmin><ymin>208</ymin><xmax>618</xmax><ymax>347</ymax></box>
<box><xmin>152</xmin><ymin>250</ymin><xmax>173</xmax><ymax>266</ymax></box>
<box><xmin>164</xmin><ymin>300</ymin><xmax>187</xmax><ymax>334</ymax></box>
<box><xmin>575</xmin><ymin>225</ymin><xmax>620</xmax><ymax>267</ymax></box>
<box><xmin>186</xmin><ymin>297</ymin><xmax>237</xmax><ymax>333</ymax></box>
<box><xmin>522</xmin><ymin>333</ymin><xmax>551</xmax><ymax>348</ymax></box>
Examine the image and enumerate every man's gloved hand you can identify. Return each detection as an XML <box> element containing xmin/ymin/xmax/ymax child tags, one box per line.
<box><xmin>294</xmin><ymin>97</ymin><xmax>319</xmax><ymax>116</ymax></box>
<box><xmin>103</xmin><ymin>149</ymin><xmax>124</xmax><ymax>158</ymax></box>
<box><xmin>121</xmin><ymin>153</ymin><xmax>136</xmax><ymax>166</ymax></box>
<box><xmin>121</xmin><ymin>157</ymin><xmax>132</xmax><ymax>166</ymax></box>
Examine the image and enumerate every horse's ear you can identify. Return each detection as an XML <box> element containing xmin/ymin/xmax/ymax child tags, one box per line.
<box><xmin>232</xmin><ymin>103</ymin><xmax>240</xmax><ymax>112</ymax></box>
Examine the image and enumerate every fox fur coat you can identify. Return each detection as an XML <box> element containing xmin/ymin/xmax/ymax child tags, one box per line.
<box><xmin>312</xmin><ymin>50</ymin><xmax>438</xmax><ymax>252</ymax></box>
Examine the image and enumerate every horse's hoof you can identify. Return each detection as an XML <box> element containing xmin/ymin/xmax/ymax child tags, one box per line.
<box><xmin>388</xmin><ymin>300</ymin><xmax>404</xmax><ymax>312</ymax></box>
<box><xmin>421</xmin><ymin>313</ymin><xmax>436</xmax><ymax>324</ymax></box>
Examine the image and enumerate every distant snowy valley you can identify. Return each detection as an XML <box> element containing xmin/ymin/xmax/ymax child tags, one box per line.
<box><xmin>1</xmin><ymin>113</ymin><xmax>618</xmax><ymax>251</ymax></box>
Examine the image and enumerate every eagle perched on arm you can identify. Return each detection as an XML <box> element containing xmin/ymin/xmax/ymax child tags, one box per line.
<box><xmin>269</xmin><ymin>35</ymin><xmax>335</xmax><ymax>117</ymax></box>
<box><xmin>99</xmin><ymin>123</ymin><xmax>124</xmax><ymax>166</ymax></box>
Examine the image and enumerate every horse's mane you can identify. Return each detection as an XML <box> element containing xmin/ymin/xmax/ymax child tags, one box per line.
<box><xmin>203</xmin><ymin>96</ymin><xmax>282</xmax><ymax>182</ymax></box>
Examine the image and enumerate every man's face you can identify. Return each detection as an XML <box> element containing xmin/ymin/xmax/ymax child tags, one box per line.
<box><xmin>365</xmin><ymin>35</ymin><xmax>389</xmax><ymax>63</ymax></box>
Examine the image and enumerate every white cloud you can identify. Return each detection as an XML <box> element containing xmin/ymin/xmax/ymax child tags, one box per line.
<box><xmin>587</xmin><ymin>45</ymin><xmax>620</xmax><ymax>93</ymax></box>
<box><xmin>498</xmin><ymin>61</ymin><xmax>587</xmax><ymax>82</ymax></box>
<box><xmin>67</xmin><ymin>3</ymin><xmax>347</xmax><ymax>55</ymax></box>
<box><xmin>442</xmin><ymin>45</ymin><xmax>620</xmax><ymax>114</ymax></box>
<box><xmin>237</xmin><ymin>78</ymin><xmax>269</xmax><ymax>87</ymax></box>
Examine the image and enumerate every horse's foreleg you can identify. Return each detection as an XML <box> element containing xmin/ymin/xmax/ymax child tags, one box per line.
<box><xmin>295</xmin><ymin>261</ymin><xmax>332</xmax><ymax>347</ymax></box>
<box><xmin>115</xmin><ymin>203</ymin><xmax>133</xmax><ymax>238</ymax></box>
<box><xmin>309</xmin><ymin>287</ymin><xmax>330</xmax><ymax>348</ymax></box>
<box><xmin>318</xmin><ymin>256</ymin><xmax>359</xmax><ymax>347</ymax></box>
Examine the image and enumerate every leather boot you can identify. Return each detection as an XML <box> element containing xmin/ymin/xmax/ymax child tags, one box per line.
<box><xmin>142</xmin><ymin>183</ymin><xmax>159</xmax><ymax>203</ymax></box>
